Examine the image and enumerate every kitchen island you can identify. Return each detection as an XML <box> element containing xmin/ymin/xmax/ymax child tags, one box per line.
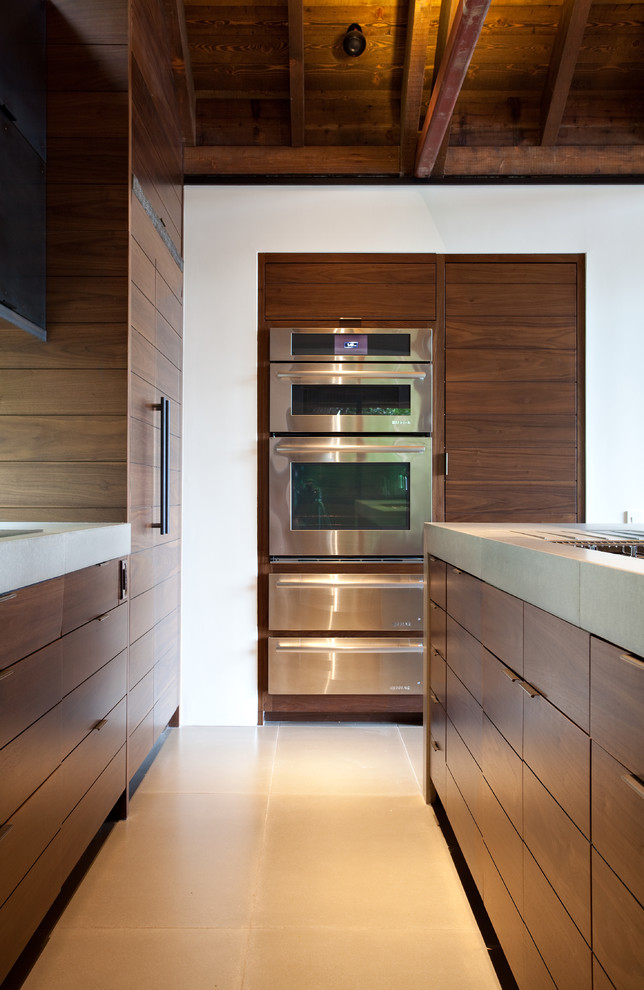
<box><xmin>424</xmin><ymin>522</ymin><xmax>643</xmax><ymax>990</ymax></box>
<box><xmin>1</xmin><ymin>521</ymin><xmax>131</xmax><ymax>982</ymax></box>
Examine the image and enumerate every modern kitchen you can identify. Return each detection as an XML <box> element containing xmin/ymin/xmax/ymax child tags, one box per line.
<box><xmin>1</xmin><ymin>1</ymin><xmax>644</xmax><ymax>989</ymax></box>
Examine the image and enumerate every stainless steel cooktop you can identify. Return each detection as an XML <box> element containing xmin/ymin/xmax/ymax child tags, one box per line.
<box><xmin>515</xmin><ymin>528</ymin><xmax>644</xmax><ymax>559</ymax></box>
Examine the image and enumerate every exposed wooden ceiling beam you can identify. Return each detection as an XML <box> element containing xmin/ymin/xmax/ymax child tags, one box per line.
<box><xmin>163</xmin><ymin>0</ymin><xmax>197</xmax><ymax>146</ymax></box>
<box><xmin>428</xmin><ymin>0</ymin><xmax>461</xmax><ymax>179</ymax></box>
<box><xmin>445</xmin><ymin>145</ymin><xmax>644</xmax><ymax>176</ymax></box>
<box><xmin>184</xmin><ymin>145</ymin><xmax>401</xmax><ymax>176</ymax></box>
<box><xmin>414</xmin><ymin>0</ymin><xmax>492</xmax><ymax>178</ymax></box>
<box><xmin>288</xmin><ymin>0</ymin><xmax>305</xmax><ymax>147</ymax></box>
<box><xmin>400</xmin><ymin>0</ymin><xmax>434</xmax><ymax>176</ymax></box>
<box><xmin>540</xmin><ymin>0</ymin><xmax>593</xmax><ymax>146</ymax></box>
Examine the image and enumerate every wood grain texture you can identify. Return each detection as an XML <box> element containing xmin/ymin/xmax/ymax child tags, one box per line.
<box><xmin>591</xmin><ymin>849</ymin><xmax>644</xmax><ymax>990</ymax></box>
<box><xmin>524</xmin><ymin>602</ymin><xmax>590</xmax><ymax>731</ymax></box>
<box><xmin>591</xmin><ymin>741</ymin><xmax>644</xmax><ymax>908</ymax></box>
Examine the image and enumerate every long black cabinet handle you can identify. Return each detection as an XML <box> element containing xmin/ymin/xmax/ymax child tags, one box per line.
<box><xmin>153</xmin><ymin>396</ymin><xmax>170</xmax><ymax>536</ymax></box>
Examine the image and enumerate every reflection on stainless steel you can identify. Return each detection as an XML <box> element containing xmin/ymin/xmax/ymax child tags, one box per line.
<box><xmin>269</xmin><ymin>573</ymin><xmax>423</xmax><ymax>632</ymax></box>
<box><xmin>269</xmin><ymin>327</ymin><xmax>433</xmax><ymax>363</ymax></box>
<box><xmin>268</xmin><ymin>637</ymin><xmax>423</xmax><ymax>694</ymax></box>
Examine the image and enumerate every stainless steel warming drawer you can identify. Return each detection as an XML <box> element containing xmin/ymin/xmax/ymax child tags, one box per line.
<box><xmin>268</xmin><ymin>572</ymin><xmax>423</xmax><ymax>632</ymax></box>
<box><xmin>268</xmin><ymin>637</ymin><xmax>423</xmax><ymax>695</ymax></box>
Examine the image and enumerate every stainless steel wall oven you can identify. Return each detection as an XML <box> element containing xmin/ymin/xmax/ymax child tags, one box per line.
<box><xmin>266</xmin><ymin>326</ymin><xmax>432</xmax><ymax>702</ymax></box>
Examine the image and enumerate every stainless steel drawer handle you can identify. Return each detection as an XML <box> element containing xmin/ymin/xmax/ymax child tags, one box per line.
<box><xmin>275</xmin><ymin>370</ymin><xmax>427</xmax><ymax>381</ymax></box>
<box><xmin>94</xmin><ymin>718</ymin><xmax>109</xmax><ymax>732</ymax></box>
<box><xmin>0</xmin><ymin>592</ymin><xmax>17</xmax><ymax>604</ymax></box>
<box><xmin>273</xmin><ymin>441</ymin><xmax>428</xmax><ymax>454</ymax></box>
<box><xmin>274</xmin><ymin>577</ymin><xmax>423</xmax><ymax>590</ymax></box>
<box><xmin>0</xmin><ymin>667</ymin><xmax>15</xmax><ymax>682</ymax></box>
<box><xmin>619</xmin><ymin>652</ymin><xmax>644</xmax><ymax>670</ymax></box>
<box><xmin>0</xmin><ymin>823</ymin><xmax>14</xmax><ymax>842</ymax></box>
<box><xmin>274</xmin><ymin>645</ymin><xmax>422</xmax><ymax>654</ymax></box>
<box><xmin>622</xmin><ymin>773</ymin><xmax>644</xmax><ymax>800</ymax></box>
<box><xmin>517</xmin><ymin>679</ymin><xmax>541</xmax><ymax>699</ymax></box>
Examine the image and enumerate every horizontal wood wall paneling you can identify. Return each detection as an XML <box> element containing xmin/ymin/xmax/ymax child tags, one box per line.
<box><xmin>156</xmin><ymin>314</ymin><xmax>182</xmax><ymax>369</ymax></box>
<box><xmin>156</xmin><ymin>272</ymin><xmax>183</xmax><ymax>338</ymax></box>
<box><xmin>47</xmin><ymin>185</ymin><xmax>128</xmax><ymax>230</ymax></box>
<box><xmin>131</xmin><ymin>237</ymin><xmax>157</xmax><ymax>304</ymax></box>
<box><xmin>129</xmin><ymin>505</ymin><xmax>181</xmax><ymax>552</ymax></box>
<box><xmin>130</xmin><ymin>374</ymin><xmax>159</xmax><ymax>429</ymax></box>
<box><xmin>47</xmin><ymin>229</ymin><xmax>129</xmax><ymax>277</ymax></box>
<box><xmin>0</xmin><ymin>370</ymin><xmax>127</xmax><ymax>415</ymax></box>
<box><xmin>446</xmin><ymin>382</ymin><xmax>577</xmax><ymax>416</ymax></box>
<box><xmin>130</xmin><ymin>330</ymin><xmax>157</xmax><ymax>387</ymax></box>
<box><xmin>445</xmin><ymin>484</ymin><xmax>578</xmax><ymax>522</ymax></box>
<box><xmin>0</xmin><ymin>464</ymin><xmax>127</xmax><ymax>508</ymax></box>
<box><xmin>445</xmin><ymin>317</ymin><xmax>577</xmax><ymax>350</ymax></box>
<box><xmin>445</xmin><ymin>283</ymin><xmax>577</xmax><ymax>317</ymax></box>
<box><xmin>129</xmin><ymin>541</ymin><xmax>181</xmax><ymax>598</ymax></box>
<box><xmin>131</xmin><ymin>109</ymin><xmax>183</xmax><ymax>250</ymax></box>
<box><xmin>47</xmin><ymin>93</ymin><xmax>129</xmax><ymax>140</ymax></box>
<box><xmin>47</xmin><ymin>0</ymin><xmax>128</xmax><ymax>46</ymax></box>
<box><xmin>445</xmin><ymin>263</ymin><xmax>578</xmax><ymax>284</ymax></box>
<box><xmin>47</xmin><ymin>277</ymin><xmax>129</xmax><ymax>323</ymax></box>
<box><xmin>46</xmin><ymin>43</ymin><xmax>128</xmax><ymax>92</ymax></box>
<box><xmin>0</xmin><ymin>324</ymin><xmax>127</xmax><ymax>370</ymax></box>
<box><xmin>47</xmin><ymin>138</ymin><xmax>129</xmax><ymax>185</ymax></box>
<box><xmin>127</xmin><ymin>668</ymin><xmax>154</xmax><ymax>734</ymax></box>
<box><xmin>156</xmin><ymin>351</ymin><xmax>181</xmax><ymax>403</ymax></box>
<box><xmin>131</xmin><ymin>283</ymin><xmax>157</xmax><ymax>346</ymax></box>
<box><xmin>447</xmin><ymin>448</ymin><xmax>577</xmax><ymax>482</ymax></box>
<box><xmin>130</xmin><ymin>462</ymin><xmax>159</xmax><ymax>510</ymax></box>
<box><xmin>131</xmin><ymin>196</ymin><xmax>183</xmax><ymax>303</ymax></box>
<box><xmin>130</xmin><ymin>417</ymin><xmax>180</xmax><ymax>469</ymax></box>
<box><xmin>446</xmin><ymin>348</ymin><xmax>576</xmax><ymax>382</ymax></box>
<box><xmin>0</xmin><ymin>416</ymin><xmax>127</xmax><ymax>461</ymax></box>
<box><xmin>446</xmin><ymin>414</ymin><xmax>577</xmax><ymax>447</ymax></box>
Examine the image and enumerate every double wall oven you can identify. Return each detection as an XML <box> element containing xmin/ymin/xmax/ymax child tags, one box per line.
<box><xmin>266</xmin><ymin>327</ymin><xmax>432</xmax><ymax>708</ymax></box>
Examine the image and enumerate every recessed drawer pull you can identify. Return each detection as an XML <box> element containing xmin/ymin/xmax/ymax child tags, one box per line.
<box><xmin>619</xmin><ymin>652</ymin><xmax>644</xmax><ymax>670</ymax></box>
<box><xmin>94</xmin><ymin>718</ymin><xmax>108</xmax><ymax>732</ymax></box>
<box><xmin>518</xmin><ymin>679</ymin><xmax>541</xmax><ymax>699</ymax></box>
<box><xmin>622</xmin><ymin>773</ymin><xmax>644</xmax><ymax>800</ymax></box>
<box><xmin>431</xmin><ymin>739</ymin><xmax>441</xmax><ymax>752</ymax></box>
<box><xmin>0</xmin><ymin>667</ymin><xmax>15</xmax><ymax>682</ymax></box>
<box><xmin>451</xmin><ymin>567</ymin><xmax>462</xmax><ymax>575</ymax></box>
<box><xmin>98</xmin><ymin>612</ymin><xmax>111</xmax><ymax>622</ymax></box>
<box><xmin>430</xmin><ymin>691</ymin><xmax>438</xmax><ymax>704</ymax></box>
<box><xmin>0</xmin><ymin>592</ymin><xmax>17</xmax><ymax>604</ymax></box>
<box><xmin>0</xmin><ymin>823</ymin><xmax>14</xmax><ymax>842</ymax></box>
<box><xmin>502</xmin><ymin>667</ymin><xmax>520</xmax><ymax>683</ymax></box>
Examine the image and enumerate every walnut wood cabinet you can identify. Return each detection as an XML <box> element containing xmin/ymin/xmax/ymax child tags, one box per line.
<box><xmin>0</xmin><ymin>558</ymin><xmax>129</xmax><ymax>983</ymax></box>
<box><xmin>427</xmin><ymin>556</ymin><xmax>643</xmax><ymax>990</ymax></box>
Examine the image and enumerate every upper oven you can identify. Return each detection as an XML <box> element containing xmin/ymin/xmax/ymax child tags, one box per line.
<box><xmin>269</xmin><ymin>327</ymin><xmax>432</xmax><ymax>434</ymax></box>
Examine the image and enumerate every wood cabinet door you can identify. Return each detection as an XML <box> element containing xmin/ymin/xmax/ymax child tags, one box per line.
<box><xmin>0</xmin><ymin>576</ymin><xmax>64</xmax><ymax>669</ymax></box>
<box><xmin>592</xmin><ymin>849</ymin><xmax>644</xmax><ymax>990</ymax></box>
<box><xmin>444</xmin><ymin>257</ymin><xmax>583</xmax><ymax>523</ymax></box>
<box><xmin>524</xmin><ymin>603</ymin><xmax>590</xmax><ymax>731</ymax></box>
<box><xmin>591</xmin><ymin>741</ymin><xmax>644</xmax><ymax>907</ymax></box>
<box><xmin>590</xmin><ymin>637</ymin><xmax>644</xmax><ymax>775</ymax></box>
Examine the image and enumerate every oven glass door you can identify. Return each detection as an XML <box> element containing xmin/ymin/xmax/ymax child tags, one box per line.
<box><xmin>270</xmin><ymin>363</ymin><xmax>431</xmax><ymax>433</ymax></box>
<box><xmin>269</xmin><ymin>436</ymin><xmax>431</xmax><ymax>557</ymax></box>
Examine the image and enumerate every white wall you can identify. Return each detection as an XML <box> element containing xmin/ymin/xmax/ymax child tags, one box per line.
<box><xmin>181</xmin><ymin>184</ymin><xmax>644</xmax><ymax>725</ymax></box>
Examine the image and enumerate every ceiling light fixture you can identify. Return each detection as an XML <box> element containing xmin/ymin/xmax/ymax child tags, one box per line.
<box><xmin>342</xmin><ymin>23</ymin><xmax>366</xmax><ymax>58</ymax></box>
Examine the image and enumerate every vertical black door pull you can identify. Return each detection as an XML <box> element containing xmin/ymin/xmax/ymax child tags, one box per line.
<box><xmin>154</xmin><ymin>397</ymin><xmax>170</xmax><ymax>535</ymax></box>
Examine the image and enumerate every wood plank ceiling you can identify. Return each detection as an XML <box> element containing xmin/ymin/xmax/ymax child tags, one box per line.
<box><xmin>168</xmin><ymin>0</ymin><xmax>644</xmax><ymax>180</ymax></box>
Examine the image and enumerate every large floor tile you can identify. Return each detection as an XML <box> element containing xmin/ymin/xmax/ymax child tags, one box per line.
<box><xmin>271</xmin><ymin>724</ymin><xmax>421</xmax><ymax>796</ymax></box>
<box><xmin>136</xmin><ymin>726</ymin><xmax>279</xmax><ymax>795</ymax></box>
<box><xmin>398</xmin><ymin>723</ymin><xmax>424</xmax><ymax>790</ymax></box>
<box><xmin>57</xmin><ymin>792</ymin><xmax>268</xmax><ymax>929</ymax></box>
<box><xmin>242</xmin><ymin>928</ymin><xmax>501</xmax><ymax>990</ymax></box>
<box><xmin>21</xmin><ymin>928</ymin><xmax>248</xmax><ymax>990</ymax></box>
<box><xmin>252</xmin><ymin>794</ymin><xmax>478</xmax><ymax>931</ymax></box>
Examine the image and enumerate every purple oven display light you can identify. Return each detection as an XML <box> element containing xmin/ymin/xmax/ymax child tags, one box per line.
<box><xmin>335</xmin><ymin>334</ymin><xmax>368</xmax><ymax>355</ymax></box>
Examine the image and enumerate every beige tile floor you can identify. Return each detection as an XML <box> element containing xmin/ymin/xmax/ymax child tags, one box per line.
<box><xmin>21</xmin><ymin>724</ymin><xmax>502</xmax><ymax>990</ymax></box>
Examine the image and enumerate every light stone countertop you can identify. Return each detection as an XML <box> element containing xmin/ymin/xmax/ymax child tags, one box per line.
<box><xmin>0</xmin><ymin>522</ymin><xmax>131</xmax><ymax>596</ymax></box>
<box><xmin>424</xmin><ymin>522</ymin><xmax>644</xmax><ymax>657</ymax></box>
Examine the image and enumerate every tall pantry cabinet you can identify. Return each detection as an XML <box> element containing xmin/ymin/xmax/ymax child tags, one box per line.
<box><xmin>0</xmin><ymin>0</ymin><xmax>183</xmax><ymax>785</ymax></box>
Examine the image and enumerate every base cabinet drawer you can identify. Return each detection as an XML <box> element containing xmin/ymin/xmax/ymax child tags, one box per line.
<box><xmin>0</xmin><ymin>835</ymin><xmax>61</xmax><ymax>984</ymax></box>
<box><xmin>429</xmin><ymin>693</ymin><xmax>447</xmax><ymax>802</ymax></box>
<box><xmin>591</xmin><ymin>741</ymin><xmax>644</xmax><ymax>907</ymax></box>
<box><xmin>0</xmin><ymin>770</ymin><xmax>62</xmax><ymax>909</ymax></box>
<box><xmin>59</xmin><ymin>747</ymin><xmax>126</xmax><ymax>881</ymax></box>
<box><xmin>590</xmin><ymin>637</ymin><xmax>644</xmax><ymax>776</ymax></box>
<box><xmin>445</xmin><ymin>768</ymin><xmax>484</xmax><ymax>891</ymax></box>
<box><xmin>0</xmin><ymin>576</ymin><xmax>64</xmax><ymax>672</ymax></box>
<box><xmin>592</xmin><ymin>849</ymin><xmax>644</xmax><ymax>990</ymax></box>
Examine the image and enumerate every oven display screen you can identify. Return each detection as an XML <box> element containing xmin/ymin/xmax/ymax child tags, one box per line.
<box><xmin>291</xmin><ymin>333</ymin><xmax>411</xmax><ymax>357</ymax></box>
<box><xmin>291</xmin><ymin>463</ymin><xmax>411</xmax><ymax>531</ymax></box>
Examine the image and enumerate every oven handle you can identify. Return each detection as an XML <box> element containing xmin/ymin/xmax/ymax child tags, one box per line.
<box><xmin>275</xmin><ymin>370</ymin><xmax>427</xmax><ymax>380</ymax></box>
<box><xmin>272</xmin><ymin>441</ymin><xmax>428</xmax><ymax>454</ymax></box>
<box><xmin>274</xmin><ymin>576</ymin><xmax>424</xmax><ymax>590</ymax></box>
<box><xmin>273</xmin><ymin>641</ymin><xmax>423</xmax><ymax>653</ymax></box>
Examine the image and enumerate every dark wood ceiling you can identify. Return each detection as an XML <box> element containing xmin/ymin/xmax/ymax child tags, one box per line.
<box><xmin>165</xmin><ymin>0</ymin><xmax>644</xmax><ymax>180</ymax></box>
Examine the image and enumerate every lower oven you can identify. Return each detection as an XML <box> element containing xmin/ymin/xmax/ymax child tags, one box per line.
<box><xmin>268</xmin><ymin>636</ymin><xmax>423</xmax><ymax>695</ymax></box>
<box><xmin>269</xmin><ymin>435</ymin><xmax>431</xmax><ymax>557</ymax></box>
